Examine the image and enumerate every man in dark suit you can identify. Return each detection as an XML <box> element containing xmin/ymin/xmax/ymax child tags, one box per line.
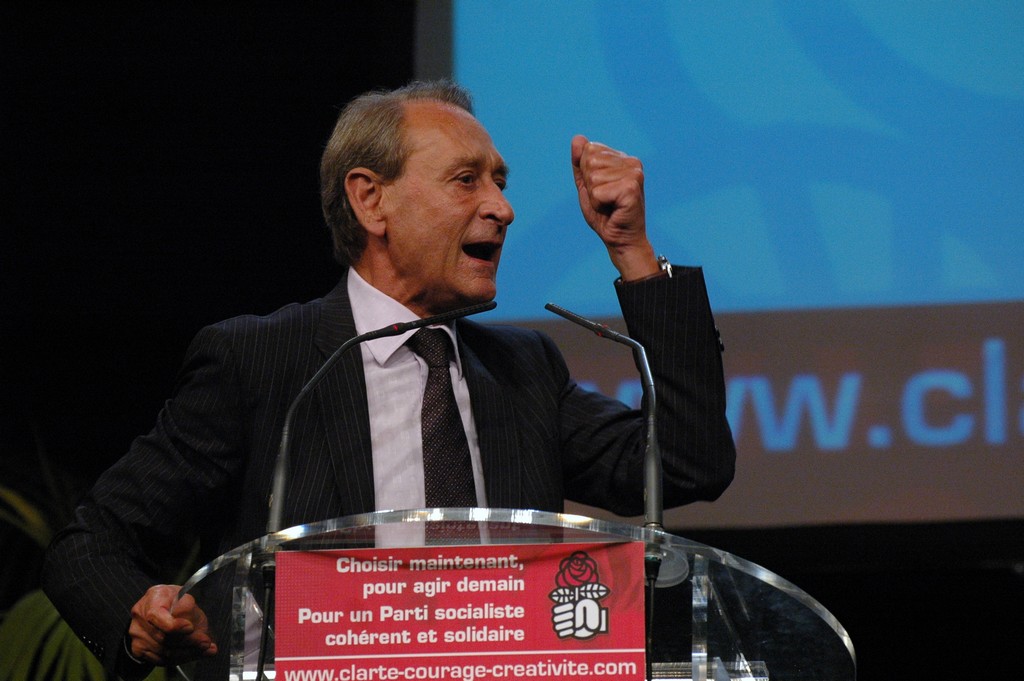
<box><xmin>43</xmin><ymin>81</ymin><xmax>735</xmax><ymax>677</ymax></box>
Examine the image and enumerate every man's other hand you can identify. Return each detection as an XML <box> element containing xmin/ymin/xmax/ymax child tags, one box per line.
<box><xmin>128</xmin><ymin>584</ymin><xmax>218</xmax><ymax>666</ymax></box>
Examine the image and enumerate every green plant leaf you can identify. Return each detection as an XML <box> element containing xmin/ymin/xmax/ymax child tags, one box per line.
<box><xmin>0</xmin><ymin>590</ymin><xmax>105</xmax><ymax>681</ymax></box>
<box><xmin>0</xmin><ymin>590</ymin><xmax>176</xmax><ymax>681</ymax></box>
<box><xmin>0</xmin><ymin>486</ymin><xmax>52</xmax><ymax>549</ymax></box>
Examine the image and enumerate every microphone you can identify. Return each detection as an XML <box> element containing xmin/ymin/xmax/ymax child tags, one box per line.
<box><xmin>253</xmin><ymin>300</ymin><xmax>497</xmax><ymax>681</ymax></box>
<box><xmin>266</xmin><ymin>299</ymin><xmax>497</xmax><ymax>534</ymax></box>
<box><xmin>544</xmin><ymin>303</ymin><xmax>663</xmax><ymax>534</ymax></box>
<box><xmin>545</xmin><ymin>302</ymin><xmax>683</xmax><ymax>681</ymax></box>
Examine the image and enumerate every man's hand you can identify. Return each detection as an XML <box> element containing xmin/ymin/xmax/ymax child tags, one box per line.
<box><xmin>571</xmin><ymin>135</ymin><xmax>659</xmax><ymax>281</ymax></box>
<box><xmin>127</xmin><ymin>584</ymin><xmax>218</xmax><ymax>666</ymax></box>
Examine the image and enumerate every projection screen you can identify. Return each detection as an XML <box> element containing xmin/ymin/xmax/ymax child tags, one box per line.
<box><xmin>440</xmin><ymin>0</ymin><xmax>1023</xmax><ymax>528</ymax></box>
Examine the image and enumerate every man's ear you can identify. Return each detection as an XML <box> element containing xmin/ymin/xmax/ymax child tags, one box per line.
<box><xmin>345</xmin><ymin>168</ymin><xmax>386</xmax><ymax>237</ymax></box>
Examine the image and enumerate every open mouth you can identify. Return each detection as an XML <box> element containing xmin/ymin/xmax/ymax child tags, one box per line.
<box><xmin>462</xmin><ymin>242</ymin><xmax>500</xmax><ymax>262</ymax></box>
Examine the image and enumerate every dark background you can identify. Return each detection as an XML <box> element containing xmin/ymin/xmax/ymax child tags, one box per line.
<box><xmin>3</xmin><ymin>3</ymin><xmax>1021</xmax><ymax>679</ymax></box>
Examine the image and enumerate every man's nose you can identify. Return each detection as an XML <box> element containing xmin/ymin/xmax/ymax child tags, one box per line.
<box><xmin>482</xmin><ymin>184</ymin><xmax>515</xmax><ymax>227</ymax></box>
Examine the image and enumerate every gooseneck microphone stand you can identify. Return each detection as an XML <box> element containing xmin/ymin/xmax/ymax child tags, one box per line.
<box><xmin>253</xmin><ymin>301</ymin><xmax>497</xmax><ymax>680</ymax></box>
<box><xmin>545</xmin><ymin>302</ymin><xmax>664</xmax><ymax>681</ymax></box>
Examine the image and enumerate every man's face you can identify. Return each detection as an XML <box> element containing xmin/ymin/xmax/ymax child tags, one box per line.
<box><xmin>370</xmin><ymin>100</ymin><xmax>514</xmax><ymax>317</ymax></box>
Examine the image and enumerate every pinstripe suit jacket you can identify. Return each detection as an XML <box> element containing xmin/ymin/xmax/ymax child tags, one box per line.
<box><xmin>43</xmin><ymin>265</ymin><xmax>734</xmax><ymax>674</ymax></box>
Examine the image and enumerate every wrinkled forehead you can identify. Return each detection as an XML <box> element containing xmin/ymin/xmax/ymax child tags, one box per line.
<box><xmin>400</xmin><ymin>100</ymin><xmax>507</xmax><ymax>169</ymax></box>
<box><xmin>401</xmin><ymin>98</ymin><xmax>482</xmax><ymax>134</ymax></box>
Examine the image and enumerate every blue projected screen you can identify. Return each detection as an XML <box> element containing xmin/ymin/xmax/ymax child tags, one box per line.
<box><xmin>454</xmin><ymin>1</ymin><xmax>1023</xmax><ymax>319</ymax></box>
<box><xmin>450</xmin><ymin>1</ymin><xmax>1024</xmax><ymax>528</ymax></box>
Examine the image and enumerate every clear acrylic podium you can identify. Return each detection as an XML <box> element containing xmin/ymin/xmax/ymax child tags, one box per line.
<box><xmin>175</xmin><ymin>508</ymin><xmax>855</xmax><ymax>681</ymax></box>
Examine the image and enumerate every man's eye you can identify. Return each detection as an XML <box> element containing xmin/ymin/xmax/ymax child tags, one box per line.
<box><xmin>457</xmin><ymin>174</ymin><xmax>476</xmax><ymax>185</ymax></box>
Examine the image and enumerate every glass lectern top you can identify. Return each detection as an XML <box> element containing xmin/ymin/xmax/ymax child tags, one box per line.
<box><xmin>176</xmin><ymin>508</ymin><xmax>855</xmax><ymax>681</ymax></box>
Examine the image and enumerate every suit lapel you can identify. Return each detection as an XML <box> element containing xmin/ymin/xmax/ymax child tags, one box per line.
<box><xmin>312</xmin><ymin>278</ymin><xmax>376</xmax><ymax>515</ymax></box>
<box><xmin>457</xmin><ymin>331</ymin><xmax>522</xmax><ymax>508</ymax></box>
<box><xmin>309</xmin><ymin>283</ymin><xmax>526</xmax><ymax>514</ymax></box>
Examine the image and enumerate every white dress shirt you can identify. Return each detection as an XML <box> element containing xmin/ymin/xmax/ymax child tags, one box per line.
<box><xmin>347</xmin><ymin>268</ymin><xmax>487</xmax><ymax>514</ymax></box>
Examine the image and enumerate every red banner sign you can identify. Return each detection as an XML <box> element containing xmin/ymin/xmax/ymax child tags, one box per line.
<box><xmin>276</xmin><ymin>541</ymin><xmax>645</xmax><ymax>681</ymax></box>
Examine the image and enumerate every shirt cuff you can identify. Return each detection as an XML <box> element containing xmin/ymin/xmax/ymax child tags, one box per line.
<box><xmin>118</xmin><ymin>632</ymin><xmax>154</xmax><ymax>681</ymax></box>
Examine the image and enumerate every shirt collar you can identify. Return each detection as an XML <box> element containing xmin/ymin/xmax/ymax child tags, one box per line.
<box><xmin>346</xmin><ymin>268</ymin><xmax>464</xmax><ymax>377</ymax></box>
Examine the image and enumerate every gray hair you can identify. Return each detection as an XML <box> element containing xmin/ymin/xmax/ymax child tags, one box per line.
<box><xmin>319</xmin><ymin>80</ymin><xmax>474</xmax><ymax>266</ymax></box>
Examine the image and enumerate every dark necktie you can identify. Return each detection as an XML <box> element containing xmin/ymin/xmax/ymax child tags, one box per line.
<box><xmin>406</xmin><ymin>328</ymin><xmax>477</xmax><ymax>507</ymax></box>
